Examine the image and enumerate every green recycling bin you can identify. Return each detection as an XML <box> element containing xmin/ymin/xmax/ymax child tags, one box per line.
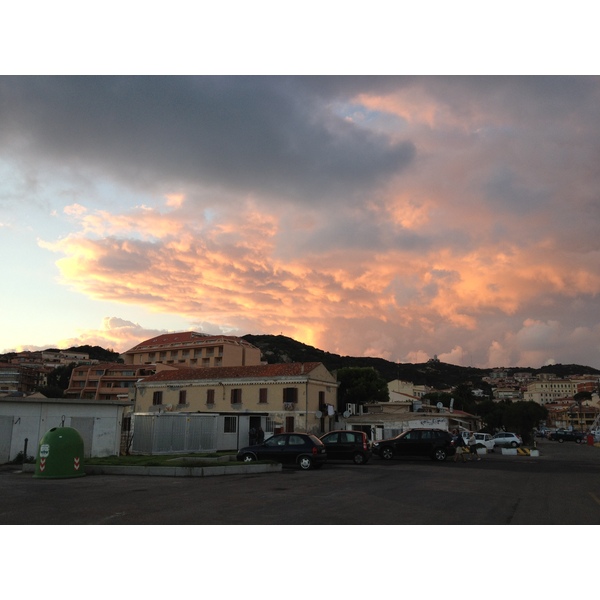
<box><xmin>33</xmin><ymin>426</ymin><xmax>86</xmax><ymax>479</ymax></box>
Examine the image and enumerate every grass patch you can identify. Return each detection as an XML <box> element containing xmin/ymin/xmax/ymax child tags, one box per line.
<box><xmin>85</xmin><ymin>452</ymin><xmax>236</xmax><ymax>467</ymax></box>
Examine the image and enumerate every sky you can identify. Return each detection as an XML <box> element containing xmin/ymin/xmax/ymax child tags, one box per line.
<box><xmin>2</xmin><ymin>75</ymin><xmax>600</xmax><ymax>368</ymax></box>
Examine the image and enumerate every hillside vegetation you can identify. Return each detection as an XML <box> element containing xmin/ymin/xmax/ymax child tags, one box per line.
<box><xmin>243</xmin><ymin>334</ymin><xmax>600</xmax><ymax>390</ymax></box>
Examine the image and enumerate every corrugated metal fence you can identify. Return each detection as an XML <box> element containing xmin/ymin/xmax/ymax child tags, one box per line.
<box><xmin>131</xmin><ymin>413</ymin><xmax>218</xmax><ymax>455</ymax></box>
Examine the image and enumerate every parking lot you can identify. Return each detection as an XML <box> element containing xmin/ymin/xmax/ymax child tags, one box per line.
<box><xmin>1</xmin><ymin>437</ymin><xmax>599</xmax><ymax>525</ymax></box>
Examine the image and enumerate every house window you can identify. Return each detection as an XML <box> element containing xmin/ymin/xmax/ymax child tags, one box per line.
<box><xmin>178</xmin><ymin>390</ymin><xmax>187</xmax><ymax>405</ymax></box>
<box><xmin>319</xmin><ymin>391</ymin><xmax>325</xmax><ymax>404</ymax></box>
<box><xmin>231</xmin><ymin>388</ymin><xmax>242</xmax><ymax>404</ymax></box>
<box><xmin>206</xmin><ymin>389</ymin><xmax>215</xmax><ymax>404</ymax></box>
<box><xmin>224</xmin><ymin>416</ymin><xmax>237</xmax><ymax>433</ymax></box>
<box><xmin>259</xmin><ymin>388</ymin><xmax>268</xmax><ymax>403</ymax></box>
<box><xmin>152</xmin><ymin>391</ymin><xmax>163</xmax><ymax>406</ymax></box>
<box><xmin>283</xmin><ymin>387</ymin><xmax>298</xmax><ymax>403</ymax></box>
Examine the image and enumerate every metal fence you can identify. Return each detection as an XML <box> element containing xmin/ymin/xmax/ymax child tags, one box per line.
<box><xmin>131</xmin><ymin>413</ymin><xmax>219</xmax><ymax>455</ymax></box>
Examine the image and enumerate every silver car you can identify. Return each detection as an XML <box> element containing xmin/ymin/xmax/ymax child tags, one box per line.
<box><xmin>491</xmin><ymin>431</ymin><xmax>522</xmax><ymax>448</ymax></box>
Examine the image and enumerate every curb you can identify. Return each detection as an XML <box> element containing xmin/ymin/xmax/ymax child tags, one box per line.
<box><xmin>502</xmin><ymin>447</ymin><xmax>540</xmax><ymax>456</ymax></box>
<box><xmin>20</xmin><ymin>462</ymin><xmax>282</xmax><ymax>477</ymax></box>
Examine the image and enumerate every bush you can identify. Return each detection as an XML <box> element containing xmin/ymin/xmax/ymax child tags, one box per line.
<box><xmin>10</xmin><ymin>451</ymin><xmax>35</xmax><ymax>465</ymax></box>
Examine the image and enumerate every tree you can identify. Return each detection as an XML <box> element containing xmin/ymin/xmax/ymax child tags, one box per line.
<box><xmin>451</xmin><ymin>383</ymin><xmax>479</xmax><ymax>414</ymax></box>
<box><xmin>504</xmin><ymin>401</ymin><xmax>548</xmax><ymax>443</ymax></box>
<box><xmin>46</xmin><ymin>364</ymin><xmax>76</xmax><ymax>392</ymax></box>
<box><xmin>336</xmin><ymin>367</ymin><xmax>389</xmax><ymax>412</ymax></box>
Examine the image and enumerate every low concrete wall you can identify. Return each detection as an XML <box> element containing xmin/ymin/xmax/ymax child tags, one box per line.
<box><xmin>21</xmin><ymin>462</ymin><xmax>281</xmax><ymax>477</ymax></box>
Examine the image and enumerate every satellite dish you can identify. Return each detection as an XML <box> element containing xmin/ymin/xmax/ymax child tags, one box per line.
<box><xmin>315</xmin><ymin>410</ymin><xmax>323</xmax><ymax>419</ymax></box>
<box><xmin>436</xmin><ymin>402</ymin><xmax>443</xmax><ymax>409</ymax></box>
<box><xmin>342</xmin><ymin>410</ymin><xmax>350</xmax><ymax>418</ymax></box>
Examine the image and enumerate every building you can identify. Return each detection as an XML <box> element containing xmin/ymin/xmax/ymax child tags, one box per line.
<box><xmin>121</xmin><ymin>331</ymin><xmax>262</xmax><ymax>368</ymax></box>
<box><xmin>131</xmin><ymin>362</ymin><xmax>339</xmax><ymax>448</ymax></box>
<box><xmin>10</xmin><ymin>350</ymin><xmax>96</xmax><ymax>369</ymax></box>
<box><xmin>524</xmin><ymin>376</ymin><xmax>600</xmax><ymax>405</ymax></box>
<box><xmin>344</xmin><ymin>402</ymin><xmax>481</xmax><ymax>441</ymax></box>
<box><xmin>0</xmin><ymin>363</ymin><xmax>41</xmax><ymax>395</ymax></box>
<box><xmin>387</xmin><ymin>379</ymin><xmax>432</xmax><ymax>403</ymax></box>
<box><xmin>65</xmin><ymin>363</ymin><xmax>156</xmax><ymax>401</ymax></box>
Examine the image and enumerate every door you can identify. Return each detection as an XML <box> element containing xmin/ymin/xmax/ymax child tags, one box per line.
<box><xmin>249</xmin><ymin>415</ymin><xmax>262</xmax><ymax>445</ymax></box>
<box><xmin>258</xmin><ymin>434</ymin><xmax>288</xmax><ymax>461</ymax></box>
<box><xmin>321</xmin><ymin>431</ymin><xmax>342</xmax><ymax>459</ymax></box>
<box><xmin>285</xmin><ymin>416</ymin><xmax>295</xmax><ymax>432</ymax></box>
<box><xmin>0</xmin><ymin>416</ymin><xmax>13</xmax><ymax>463</ymax></box>
<box><xmin>70</xmin><ymin>417</ymin><xmax>95</xmax><ymax>458</ymax></box>
<box><xmin>395</xmin><ymin>430</ymin><xmax>424</xmax><ymax>456</ymax></box>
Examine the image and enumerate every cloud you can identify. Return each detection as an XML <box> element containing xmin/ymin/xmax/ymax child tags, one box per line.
<box><xmin>56</xmin><ymin>318</ymin><xmax>169</xmax><ymax>352</ymax></box>
<box><xmin>5</xmin><ymin>76</ymin><xmax>600</xmax><ymax>367</ymax></box>
<box><xmin>0</xmin><ymin>77</ymin><xmax>415</xmax><ymax>204</ymax></box>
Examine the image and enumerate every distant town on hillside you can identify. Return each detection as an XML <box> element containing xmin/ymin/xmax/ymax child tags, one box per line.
<box><xmin>2</xmin><ymin>333</ymin><xmax>599</xmax><ymax>396</ymax></box>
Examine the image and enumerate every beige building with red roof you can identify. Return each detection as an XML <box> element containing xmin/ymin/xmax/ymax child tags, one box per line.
<box><xmin>120</xmin><ymin>331</ymin><xmax>262</xmax><ymax>368</ymax></box>
<box><xmin>131</xmin><ymin>362</ymin><xmax>339</xmax><ymax>439</ymax></box>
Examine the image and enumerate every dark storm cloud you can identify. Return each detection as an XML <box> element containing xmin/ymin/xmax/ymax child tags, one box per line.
<box><xmin>0</xmin><ymin>76</ymin><xmax>414</xmax><ymax>202</ymax></box>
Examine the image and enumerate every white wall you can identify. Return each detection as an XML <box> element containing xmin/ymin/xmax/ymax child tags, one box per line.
<box><xmin>0</xmin><ymin>399</ymin><xmax>127</xmax><ymax>462</ymax></box>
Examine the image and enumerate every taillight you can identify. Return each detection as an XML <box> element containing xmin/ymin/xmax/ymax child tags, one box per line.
<box><xmin>312</xmin><ymin>446</ymin><xmax>318</xmax><ymax>455</ymax></box>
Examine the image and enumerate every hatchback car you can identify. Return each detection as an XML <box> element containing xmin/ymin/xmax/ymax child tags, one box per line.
<box><xmin>237</xmin><ymin>432</ymin><xmax>327</xmax><ymax>470</ymax></box>
<box><xmin>491</xmin><ymin>431</ymin><xmax>522</xmax><ymax>448</ymax></box>
<box><xmin>473</xmin><ymin>432</ymin><xmax>495</xmax><ymax>451</ymax></box>
<box><xmin>372</xmin><ymin>428</ymin><xmax>455</xmax><ymax>462</ymax></box>
<box><xmin>319</xmin><ymin>430</ymin><xmax>371</xmax><ymax>464</ymax></box>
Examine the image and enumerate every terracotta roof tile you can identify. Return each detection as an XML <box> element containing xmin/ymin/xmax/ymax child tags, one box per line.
<box><xmin>140</xmin><ymin>362</ymin><xmax>324</xmax><ymax>383</ymax></box>
<box><xmin>124</xmin><ymin>331</ymin><xmax>258</xmax><ymax>352</ymax></box>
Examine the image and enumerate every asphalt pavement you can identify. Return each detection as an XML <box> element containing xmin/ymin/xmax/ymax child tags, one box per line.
<box><xmin>1</xmin><ymin>437</ymin><xmax>599</xmax><ymax>525</ymax></box>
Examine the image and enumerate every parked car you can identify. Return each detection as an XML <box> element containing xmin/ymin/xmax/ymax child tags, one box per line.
<box><xmin>319</xmin><ymin>430</ymin><xmax>371</xmax><ymax>464</ymax></box>
<box><xmin>491</xmin><ymin>432</ymin><xmax>522</xmax><ymax>448</ymax></box>
<box><xmin>473</xmin><ymin>432</ymin><xmax>495</xmax><ymax>452</ymax></box>
<box><xmin>458</xmin><ymin>431</ymin><xmax>495</xmax><ymax>453</ymax></box>
<box><xmin>237</xmin><ymin>432</ymin><xmax>327</xmax><ymax>470</ymax></box>
<box><xmin>549</xmin><ymin>429</ymin><xmax>585</xmax><ymax>443</ymax></box>
<box><xmin>372</xmin><ymin>428</ymin><xmax>455</xmax><ymax>462</ymax></box>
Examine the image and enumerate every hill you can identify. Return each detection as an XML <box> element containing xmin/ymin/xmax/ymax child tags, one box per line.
<box><xmin>243</xmin><ymin>334</ymin><xmax>600</xmax><ymax>390</ymax></box>
<box><xmin>47</xmin><ymin>345</ymin><xmax>121</xmax><ymax>363</ymax></box>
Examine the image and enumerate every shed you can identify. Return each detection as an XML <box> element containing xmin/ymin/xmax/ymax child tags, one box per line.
<box><xmin>0</xmin><ymin>396</ymin><xmax>131</xmax><ymax>463</ymax></box>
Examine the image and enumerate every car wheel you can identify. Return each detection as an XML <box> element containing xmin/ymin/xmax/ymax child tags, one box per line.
<box><xmin>381</xmin><ymin>447</ymin><xmax>393</xmax><ymax>460</ymax></box>
<box><xmin>353</xmin><ymin>452</ymin><xmax>366</xmax><ymax>465</ymax></box>
<box><xmin>558</xmin><ymin>438</ymin><xmax>564</xmax><ymax>443</ymax></box>
<box><xmin>575</xmin><ymin>438</ymin><xmax>581</xmax><ymax>444</ymax></box>
<box><xmin>432</xmin><ymin>448</ymin><xmax>447</xmax><ymax>461</ymax></box>
<box><xmin>510</xmin><ymin>441</ymin><xmax>518</xmax><ymax>448</ymax></box>
<box><xmin>241</xmin><ymin>453</ymin><xmax>256</xmax><ymax>463</ymax></box>
<box><xmin>298</xmin><ymin>456</ymin><xmax>313</xmax><ymax>470</ymax></box>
